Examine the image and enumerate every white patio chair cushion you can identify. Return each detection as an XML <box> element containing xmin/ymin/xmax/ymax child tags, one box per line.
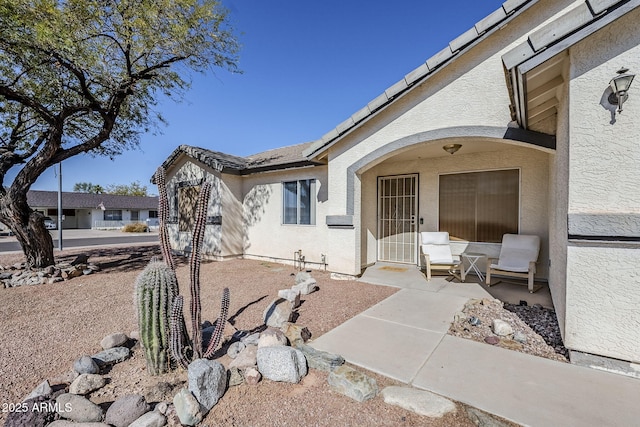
<box><xmin>493</xmin><ymin>234</ymin><xmax>540</xmax><ymax>272</ymax></box>
<box><xmin>420</xmin><ymin>232</ymin><xmax>458</xmax><ymax>264</ymax></box>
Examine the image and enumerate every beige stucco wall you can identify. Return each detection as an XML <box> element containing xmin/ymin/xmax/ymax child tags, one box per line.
<box><xmin>165</xmin><ymin>156</ymin><xmax>228</xmax><ymax>258</ymax></box>
<box><xmin>242</xmin><ymin>166</ymin><xmax>330</xmax><ymax>269</ymax></box>
<box><xmin>361</xmin><ymin>144</ymin><xmax>551</xmax><ymax>275</ymax></box>
<box><xmin>564</xmin><ymin>7</ymin><xmax>640</xmax><ymax>363</ymax></box>
<box><xmin>320</xmin><ymin>0</ymin><xmax>577</xmax><ymax>275</ymax></box>
<box><xmin>548</xmin><ymin>58</ymin><xmax>570</xmax><ymax>337</ymax></box>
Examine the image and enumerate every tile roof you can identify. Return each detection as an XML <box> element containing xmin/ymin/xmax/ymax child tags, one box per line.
<box><xmin>27</xmin><ymin>190</ymin><xmax>158</xmax><ymax>210</ymax></box>
<box><xmin>302</xmin><ymin>0</ymin><xmax>539</xmax><ymax>159</ymax></box>
<box><xmin>303</xmin><ymin>0</ymin><xmax>637</xmax><ymax>159</ymax></box>
<box><xmin>159</xmin><ymin>141</ymin><xmax>321</xmax><ymax>177</ymax></box>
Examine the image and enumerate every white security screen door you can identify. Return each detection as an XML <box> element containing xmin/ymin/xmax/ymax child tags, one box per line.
<box><xmin>377</xmin><ymin>174</ymin><xmax>418</xmax><ymax>264</ymax></box>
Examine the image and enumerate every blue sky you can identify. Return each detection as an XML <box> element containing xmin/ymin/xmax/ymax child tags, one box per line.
<box><xmin>25</xmin><ymin>0</ymin><xmax>505</xmax><ymax>193</ymax></box>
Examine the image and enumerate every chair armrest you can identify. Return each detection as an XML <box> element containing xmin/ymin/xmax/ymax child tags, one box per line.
<box><xmin>486</xmin><ymin>257</ymin><xmax>498</xmax><ymax>269</ymax></box>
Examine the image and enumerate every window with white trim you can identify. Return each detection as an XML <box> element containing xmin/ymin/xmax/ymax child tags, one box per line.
<box><xmin>439</xmin><ymin>169</ymin><xmax>519</xmax><ymax>243</ymax></box>
<box><xmin>283</xmin><ymin>179</ymin><xmax>316</xmax><ymax>225</ymax></box>
<box><xmin>104</xmin><ymin>210</ymin><xmax>123</xmax><ymax>221</ymax></box>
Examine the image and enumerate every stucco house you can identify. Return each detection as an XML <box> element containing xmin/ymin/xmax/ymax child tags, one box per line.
<box><xmin>26</xmin><ymin>190</ymin><xmax>158</xmax><ymax>229</ymax></box>
<box><xmin>158</xmin><ymin>0</ymin><xmax>640</xmax><ymax>373</ymax></box>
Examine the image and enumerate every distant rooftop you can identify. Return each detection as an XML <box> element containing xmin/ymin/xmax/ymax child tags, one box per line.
<box><xmin>28</xmin><ymin>190</ymin><xmax>158</xmax><ymax>210</ymax></box>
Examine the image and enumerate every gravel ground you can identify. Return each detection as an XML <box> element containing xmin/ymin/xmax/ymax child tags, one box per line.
<box><xmin>0</xmin><ymin>245</ymin><xmax>521</xmax><ymax>427</ymax></box>
<box><xmin>448</xmin><ymin>298</ymin><xmax>568</xmax><ymax>363</ymax></box>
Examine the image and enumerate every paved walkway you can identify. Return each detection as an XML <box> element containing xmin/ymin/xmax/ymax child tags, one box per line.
<box><xmin>310</xmin><ymin>262</ymin><xmax>640</xmax><ymax>427</ymax></box>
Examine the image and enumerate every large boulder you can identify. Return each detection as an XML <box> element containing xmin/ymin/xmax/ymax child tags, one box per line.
<box><xmin>229</xmin><ymin>345</ymin><xmax>258</xmax><ymax>370</ymax></box>
<box><xmin>173</xmin><ymin>388</ymin><xmax>202</xmax><ymax>426</ymax></box>
<box><xmin>100</xmin><ymin>333</ymin><xmax>128</xmax><ymax>350</ymax></box>
<box><xmin>258</xmin><ymin>327</ymin><xmax>288</xmax><ymax>348</ymax></box>
<box><xmin>56</xmin><ymin>393</ymin><xmax>104</xmax><ymax>423</ymax></box>
<box><xmin>69</xmin><ymin>374</ymin><xmax>106</xmax><ymax>395</ymax></box>
<box><xmin>73</xmin><ymin>356</ymin><xmax>100</xmax><ymax>375</ymax></box>
<box><xmin>263</xmin><ymin>298</ymin><xmax>293</xmax><ymax>328</ymax></box>
<box><xmin>296</xmin><ymin>343</ymin><xmax>344</xmax><ymax>371</ymax></box>
<box><xmin>104</xmin><ymin>394</ymin><xmax>150</xmax><ymax>427</ymax></box>
<box><xmin>328</xmin><ymin>365</ymin><xmax>377</xmax><ymax>402</ymax></box>
<box><xmin>188</xmin><ymin>359</ymin><xmax>227</xmax><ymax>413</ymax></box>
<box><xmin>381</xmin><ymin>386</ymin><xmax>457</xmax><ymax>417</ymax></box>
<box><xmin>256</xmin><ymin>346</ymin><xmax>307</xmax><ymax>383</ymax></box>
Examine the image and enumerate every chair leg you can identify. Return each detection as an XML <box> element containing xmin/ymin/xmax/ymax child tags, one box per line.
<box><xmin>426</xmin><ymin>265</ymin><xmax>431</xmax><ymax>281</ymax></box>
<box><xmin>528</xmin><ymin>271</ymin><xmax>533</xmax><ymax>293</ymax></box>
<box><xmin>486</xmin><ymin>268</ymin><xmax>492</xmax><ymax>286</ymax></box>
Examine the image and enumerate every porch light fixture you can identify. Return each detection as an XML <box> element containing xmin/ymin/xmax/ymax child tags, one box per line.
<box><xmin>443</xmin><ymin>144</ymin><xmax>462</xmax><ymax>155</ymax></box>
<box><xmin>608</xmin><ymin>67</ymin><xmax>635</xmax><ymax>113</ymax></box>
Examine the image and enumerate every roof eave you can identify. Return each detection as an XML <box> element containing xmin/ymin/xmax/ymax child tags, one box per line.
<box><xmin>303</xmin><ymin>0</ymin><xmax>541</xmax><ymax>160</ymax></box>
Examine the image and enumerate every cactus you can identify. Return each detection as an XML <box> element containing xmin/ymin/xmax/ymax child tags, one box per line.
<box><xmin>134</xmin><ymin>259</ymin><xmax>178</xmax><ymax>375</ymax></box>
<box><xmin>136</xmin><ymin>167</ymin><xmax>231</xmax><ymax>371</ymax></box>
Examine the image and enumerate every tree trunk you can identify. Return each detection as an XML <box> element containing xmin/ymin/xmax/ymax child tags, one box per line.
<box><xmin>0</xmin><ymin>197</ymin><xmax>55</xmax><ymax>269</ymax></box>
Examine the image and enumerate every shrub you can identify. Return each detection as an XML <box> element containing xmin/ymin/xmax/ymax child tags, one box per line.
<box><xmin>122</xmin><ymin>222</ymin><xmax>148</xmax><ymax>233</ymax></box>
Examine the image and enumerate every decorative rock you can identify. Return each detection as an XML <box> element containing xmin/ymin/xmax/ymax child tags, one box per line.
<box><xmin>513</xmin><ymin>331</ymin><xmax>528</xmax><ymax>344</ymax></box>
<box><xmin>70</xmin><ymin>374</ymin><xmax>106</xmax><ymax>395</ymax></box>
<box><xmin>188</xmin><ymin>359</ymin><xmax>227</xmax><ymax>412</ymax></box>
<box><xmin>130</xmin><ymin>330</ymin><xmax>141</xmax><ymax>341</ymax></box>
<box><xmin>74</xmin><ymin>356</ymin><xmax>100</xmax><ymax>375</ymax></box>
<box><xmin>228</xmin><ymin>367</ymin><xmax>244</xmax><ymax>386</ymax></box>
<box><xmin>155</xmin><ymin>401</ymin><xmax>169</xmax><ymax>415</ymax></box>
<box><xmin>23</xmin><ymin>380</ymin><xmax>52</xmax><ymax>401</ymax></box>
<box><xmin>484</xmin><ymin>336</ymin><xmax>500</xmax><ymax>345</ymax></box>
<box><xmin>277</xmin><ymin>288</ymin><xmax>301</xmax><ymax>308</ymax></box>
<box><xmin>229</xmin><ymin>344</ymin><xmax>258</xmax><ymax>370</ymax></box>
<box><xmin>381</xmin><ymin>386</ymin><xmax>456</xmax><ymax>417</ymax></box>
<box><xmin>258</xmin><ymin>327</ymin><xmax>288</xmax><ymax>348</ymax></box>
<box><xmin>245</xmin><ymin>367</ymin><xmax>261</xmax><ymax>385</ymax></box>
<box><xmin>296</xmin><ymin>343</ymin><xmax>344</xmax><ymax>371</ymax></box>
<box><xmin>105</xmin><ymin>394</ymin><xmax>151</xmax><ymax>427</ymax></box>
<box><xmin>468</xmin><ymin>316</ymin><xmax>482</xmax><ymax>326</ymax></box>
<box><xmin>327</xmin><ymin>365</ymin><xmax>377</xmax><ymax>402</ymax></box>
<box><xmin>71</xmin><ymin>254</ymin><xmax>89</xmax><ymax>265</ymax></box>
<box><xmin>292</xmin><ymin>278</ymin><xmax>318</xmax><ymax>295</ymax></box>
<box><xmin>5</xmin><ymin>396</ymin><xmax>57</xmax><ymax>427</ymax></box>
<box><xmin>129</xmin><ymin>411</ymin><xmax>167</xmax><ymax>427</ymax></box>
<box><xmin>48</xmin><ymin>421</ymin><xmax>111</xmax><ymax>427</ymax></box>
<box><xmin>92</xmin><ymin>346</ymin><xmax>130</xmax><ymax>366</ymax></box>
<box><xmin>227</xmin><ymin>341</ymin><xmax>246</xmax><ymax>358</ymax></box>
<box><xmin>491</xmin><ymin>319</ymin><xmax>513</xmax><ymax>336</ymax></box>
<box><xmin>100</xmin><ymin>332</ymin><xmax>128</xmax><ymax>350</ymax></box>
<box><xmin>240</xmin><ymin>332</ymin><xmax>260</xmax><ymax>346</ymax></box>
<box><xmin>465</xmin><ymin>406</ymin><xmax>513</xmax><ymax>427</ymax></box>
<box><xmin>294</xmin><ymin>271</ymin><xmax>312</xmax><ymax>284</ymax></box>
<box><xmin>263</xmin><ymin>298</ymin><xmax>294</xmax><ymax>328</ymax></box>
<box><xmin>173</xmin><ymin>388</ymin><xmax>202</xmax><ymax>426</ymax></box>
<box><xmin>281</xmin><ymin>323</ymin><xmax>312</xmax><ymax>347</ymax></box>
<box><xmin>56</xmin><ymin>393</ymin><xmax>104</xmax><ymax>422</ymax></box>
<box><xmin>50</xmin><ymin>370</ymin><xmax>79</xmax><ymax>386</ymax></box>
<box><xmin>256</xmin><ymin>346</ymin><xmax>307</xmax><ymax>383</ymax></box>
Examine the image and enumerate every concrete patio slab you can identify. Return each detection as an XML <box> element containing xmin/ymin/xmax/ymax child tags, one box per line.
<box><xmin>362</xmin><ymin>289</ymin><xmax>469</xmax><ymax>333</ymax></box>
<box><xmin>310</xmin><ymin>315</ymin><xmax>443</xmax><ymax>383</ymax></box>
<box><xmin>312</xmin><ymin>262</ymin><xmax>640</xmax><ymax>426</ymax></box>
<box><xmin>412</xmin><ymin>335</ymin><xmax>640</xmax><ymax>427</ymax></box>
<box><xmin>358</xmin><ymin>262</ymin><xmax>430</xmax><ymax>290</ymax></box>
<box><xmin>437</xmin><ymin>281</ymin><xmax>494</xmax><ymax>299</ymax></box>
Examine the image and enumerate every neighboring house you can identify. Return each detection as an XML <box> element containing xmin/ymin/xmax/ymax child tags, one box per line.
<box><xmin>25</xmin><ymin>190</ymin><xmax>158</xmax><ymax>229</ymax></box>
<box><xmin>159</xmin><ymin>0</ymin><xmax>640</xmax><ymax>372</ymax></box>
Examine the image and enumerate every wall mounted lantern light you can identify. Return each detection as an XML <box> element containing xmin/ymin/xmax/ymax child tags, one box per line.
<box><xmin>443</xmin><ymin>144</ymin><xmax>462</xmax><ymax>155</ymax></box>
<box><xmin>608</xmin><ymin>67</ymin><xmax>635</xmax><ymax>113</ymax></box>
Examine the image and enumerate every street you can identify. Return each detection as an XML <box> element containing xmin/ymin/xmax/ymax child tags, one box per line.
<box><xmin>0</xmin><ymin>229</ymin><xmax>159</xmax><ymax>253</ymax></box>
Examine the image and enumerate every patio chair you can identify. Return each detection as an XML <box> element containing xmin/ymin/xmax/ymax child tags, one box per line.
<box><xmin>419</xmin><ymin>232</ymin><xmax>462</xmax><ymax>281</ymax></box>
<box><xmin>486</xmin><ymin>234</ymin><xmax>541</xmax><ymax>293</ymax></box>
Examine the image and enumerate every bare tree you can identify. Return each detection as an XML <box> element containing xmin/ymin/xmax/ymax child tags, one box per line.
<box><xmin>0</xmin><ymin>0</ymin><xmax>239</xmax><ymax>267</ymax></box>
